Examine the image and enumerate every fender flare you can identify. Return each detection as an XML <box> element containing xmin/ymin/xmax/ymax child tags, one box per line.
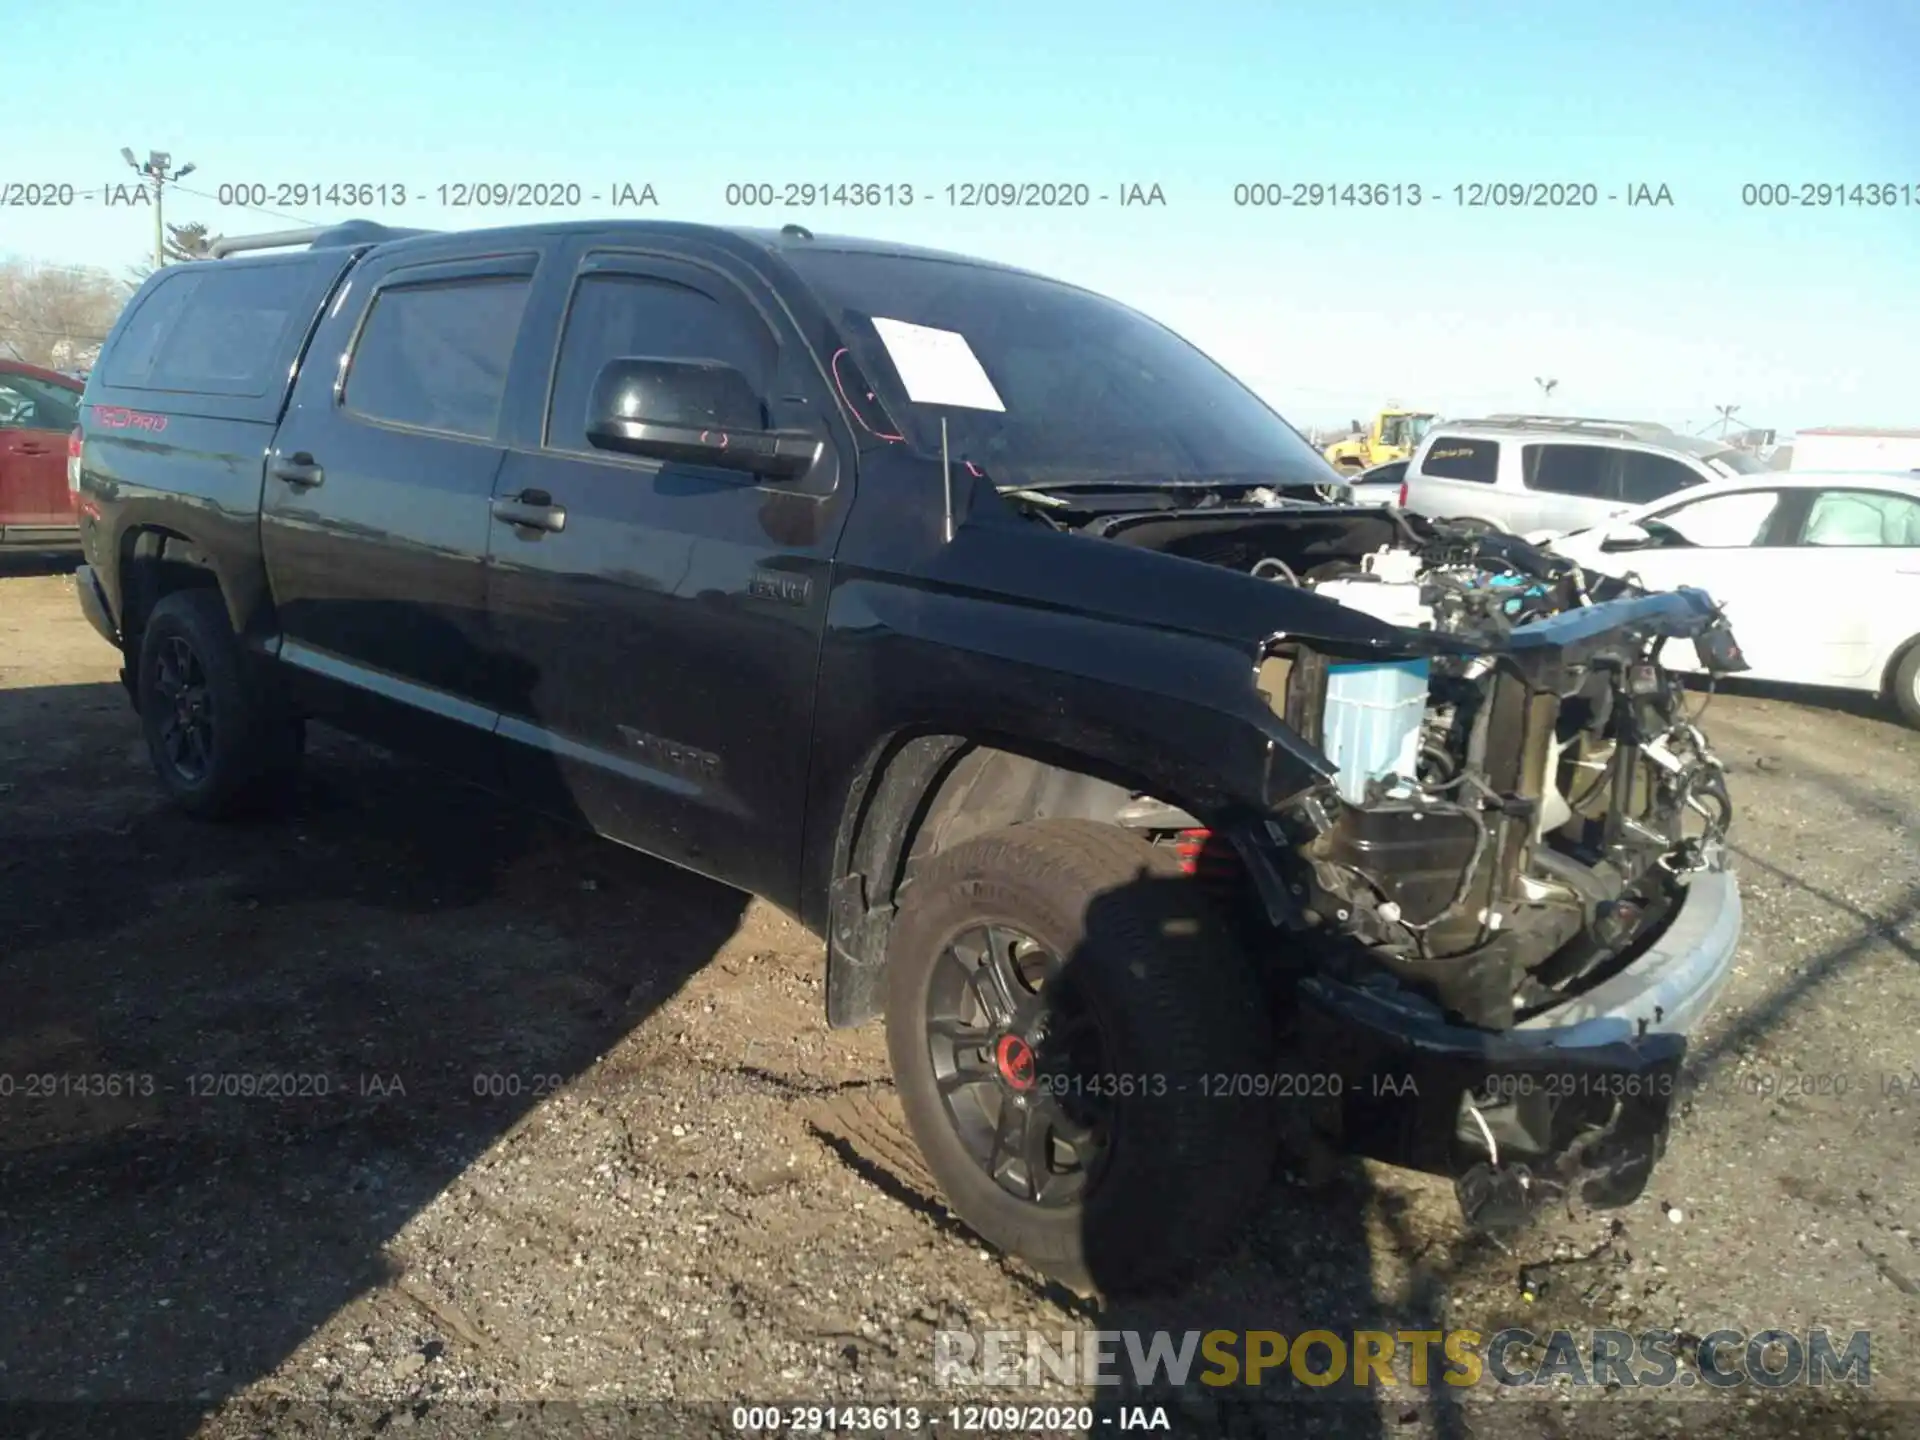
<box><xmin>821</xmin><ymin>735</ymin><xmax>1193</xmax><ymax>1028</ymax></box>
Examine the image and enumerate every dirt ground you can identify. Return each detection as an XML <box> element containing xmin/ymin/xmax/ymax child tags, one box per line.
<box><xmin>2</xmin><ymin>554</ymin><xmax>1917</xmax><ymax>1439</ymax></box>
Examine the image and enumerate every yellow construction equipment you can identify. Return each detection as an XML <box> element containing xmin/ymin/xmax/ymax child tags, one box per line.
<box><xmin>1323</xmin><ymin>404</ymin><xmax>1437</xmax><ymax>472</ymax></box>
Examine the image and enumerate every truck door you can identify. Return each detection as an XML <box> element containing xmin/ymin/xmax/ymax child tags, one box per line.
<box><xmin>484</xmin><ymin>243</ymin><xmax>856</xmax><ymax>909</ymax></box>
<box><xmin>0</xmin><ymin>370</ymin><xmax>82</xmax><ymax>536</ymax></box>
<box><xmin>262</xmin><ymin>250</ymin><xmax>539</xmax><ymax>776</ymax></box>
<box><xmin>1517</xmin><ymin>442</ymin><xmax>1622</xmax><ymax>536</ymax></box>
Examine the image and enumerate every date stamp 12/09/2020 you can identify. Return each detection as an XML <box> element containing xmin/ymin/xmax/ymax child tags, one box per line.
<box><xmin>0</xmin><ymin>1064</ymin><xmax>1914</xmax><ymax>1107</ymax></box>
<box><xmin>1018</xmin><ymin>1065</ymin><xmax>1918</xmax><ymax>1104</ymax></box>
<box><xmin>9</xmin><ymin>175</ymin><xmax>1920</xmax><ymax>213</ymax></box>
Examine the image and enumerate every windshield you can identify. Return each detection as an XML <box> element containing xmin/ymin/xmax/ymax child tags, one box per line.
<box><xmin>1379</xmin><ymin>413</ymin><xmax>1435</xmax><ymax>448</ymax></box>
<box><xmin>781</xmin><ymin>249</ymin><xmax>1333</xmax><ymax>490</ymax></box>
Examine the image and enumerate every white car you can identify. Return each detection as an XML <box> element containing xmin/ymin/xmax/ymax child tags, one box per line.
<box><xmin>1544</xmin><ymin>470</ymin><xmax>1920</xmax><ymax>727</ymax></box>
<box><xmin>1348</xmin><ymin>458</ymin><xmax>1410</xmax><ymax>506</ymax></box>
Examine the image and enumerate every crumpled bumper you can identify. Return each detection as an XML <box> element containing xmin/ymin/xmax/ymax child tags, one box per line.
<box><xmin>1512</xmin><ymin>867</ymin><xmax>1741</xmax><ymax>1044</ymax></box>
<box><xmin>1292</xmin><ymin>867</ymin><xmax>1741</xmax><ymax>1224</ymax></box>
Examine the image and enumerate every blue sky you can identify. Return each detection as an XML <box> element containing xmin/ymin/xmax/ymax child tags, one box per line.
<box><xmin>7</xmin><ymin>0</ymin><xmax>1916</xmax><ymax>432</ymax></box>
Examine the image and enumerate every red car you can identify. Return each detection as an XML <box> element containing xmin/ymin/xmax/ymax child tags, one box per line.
<box><xmin>0</xmin><ymin>359</ymin><xmax>85</xmax><ymax>550</ymax></box>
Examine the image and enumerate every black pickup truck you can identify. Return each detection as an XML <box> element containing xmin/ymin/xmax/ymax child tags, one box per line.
<box><xmin>72</xmin><ymin>218</ymin><xmax>1747</xmax><ymax>1293</ymax></box>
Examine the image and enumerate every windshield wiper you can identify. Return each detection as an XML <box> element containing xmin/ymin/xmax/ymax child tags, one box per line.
<box><xmin>993</xmin><ymin>470</ymin><xmax>1332</xmax><ymax>493</ymax></box>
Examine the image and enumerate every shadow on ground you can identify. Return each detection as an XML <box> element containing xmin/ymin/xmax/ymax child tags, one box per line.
<box><xmin>0</xmin><ymin>550</ymin><xmax>79</xmax><ymax>580</ymax></box>
<box><xmin>0</xmin><ymin>676</ymin><xmax>1900</xmax><ymax>1439</ymax></box>
<box><xmin>1054</xmin><ymin>858</ymin><xmax>1894</xmax><ymax>1438</ymax></box>
<box><xmin>0</xmin><ymin>678</ymin><xmax>749</xmax><ymax>1436</ymax></box>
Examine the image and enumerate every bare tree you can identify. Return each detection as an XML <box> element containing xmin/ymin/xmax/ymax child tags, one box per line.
<box><xmin>0</xmin><ymin>259</ymin><xmax>130</xmax><ymax>370</ymax></box>
<box><xmin>122</xmin><ymin>221</ymin><xmax>225</xmax><ymax>292</ymax></box>
<box><xmin>164</xmin><ymin>220</ymin><xmax>222</xmax><ymax>263</ymax></box>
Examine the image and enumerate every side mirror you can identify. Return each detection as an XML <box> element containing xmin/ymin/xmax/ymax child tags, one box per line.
<box><xmin>584</xmin><ymin>357</ymin><xmax>821</xmax><ymax>481</ymax></box>
<box><xmin>1599</xmin><ymin>521</ymin><xmax>1654</xmax><ymax>552</ymax></box>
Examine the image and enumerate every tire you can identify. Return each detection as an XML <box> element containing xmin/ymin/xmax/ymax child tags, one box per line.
<box><xmin>1892</xmin><ymin>643</ymin><xmax>1920</xmax><ymax>729</ymax></box>
<box><xmin>884</xmin><ymin>819</ymin><xmax>1277</xmax><ymax>1295</ymax></box>
<box><xmin>135</xmin><ymin>588</ymin><xmax>304</xmax><ymax>819</ymax></box>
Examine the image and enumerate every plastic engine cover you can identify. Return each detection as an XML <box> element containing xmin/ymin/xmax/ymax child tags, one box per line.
<box><xmin>1322</xmin><ymin>659</ymin><xmax>1431</xmax><ymax>805</ymax></box>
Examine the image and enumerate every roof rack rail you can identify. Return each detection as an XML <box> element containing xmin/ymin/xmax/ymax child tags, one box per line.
<box><xmin>206</xmin><ymin>220</ymin><xmax>438</xmax><ymax>259</ymax></box>
<box><xmin>1462</xmin><ymin>414</ymin><xmax>1677</xmax><ymax>440</ymax></box>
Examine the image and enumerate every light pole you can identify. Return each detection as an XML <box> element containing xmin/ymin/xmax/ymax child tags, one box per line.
<box><xmin>121</xmin><ymin>147</ymin><xmax>196</xmax><ymax>268</ymax></box>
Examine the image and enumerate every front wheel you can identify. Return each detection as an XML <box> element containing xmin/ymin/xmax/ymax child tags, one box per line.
<box><xmin>884</xmin><ymin>819</ymin><xmax>1277</xmax><ymax>1294</ymax></box>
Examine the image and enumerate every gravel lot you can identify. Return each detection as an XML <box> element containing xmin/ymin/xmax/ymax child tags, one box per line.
<box><xmin>2</xmin><ymin>555</ymin><xmax>1916</xmax><ymax>1439</ymax></box>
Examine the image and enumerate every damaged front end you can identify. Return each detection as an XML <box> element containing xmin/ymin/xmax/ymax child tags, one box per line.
<box><xmin>1255</xmin><ymin>528</ymin><xmax>1743</xmax><ymax>1225</ymax></box>
<box><xmin>1260</xmin><ymin>538</ymin><xmax>1738</xmax><ymax>1032</ymax></box>
<box><xmin>1050</xmin><ymin>491</ymin><xmax>1749</xmax><ymax>1229</ymax></box>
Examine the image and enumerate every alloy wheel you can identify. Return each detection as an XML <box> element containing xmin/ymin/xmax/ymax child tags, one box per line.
<box><xmin>923</xmin><ymin>922</ymin><xmax>1112</xmax><ymax>1207</ymax></box>
<box><xmin>151</xmin><ymin>635</ymin><xmax>214</xmax><ymax>783</ymax></box>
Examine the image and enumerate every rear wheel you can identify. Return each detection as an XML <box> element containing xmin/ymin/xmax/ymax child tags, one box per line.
<box><xmin>136</xmin><ymin>589</ymin><xmax>304</xmax><ymax>819</ymax></box>
<box><xmin>885</xmin><ymin>819</ymin><xmax>1277</xmax><ymax>1294</ymax></box>
<box><xmin>1892</xmin><ymin>642</ymin><xmax>1920</xmax><ymax>729</ymax></box>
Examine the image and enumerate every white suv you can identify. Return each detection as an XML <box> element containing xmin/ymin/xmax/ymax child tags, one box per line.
<box><xmin>1400</xmin><ymin>415</ymin><xmax>1770</xmax><ymax>537</ymax></box>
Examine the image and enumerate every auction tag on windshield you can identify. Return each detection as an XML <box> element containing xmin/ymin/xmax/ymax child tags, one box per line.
<box><xmin>870</xmin><ymin>317</ymin><xmax>1006</xmax><ymax>412</ymax></box>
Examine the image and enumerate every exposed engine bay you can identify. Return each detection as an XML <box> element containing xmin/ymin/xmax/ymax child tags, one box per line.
<box><xmin>1007</xmin><ymin>482</ymin><xmax>1747</xmax><ymax>1033</ymax></box>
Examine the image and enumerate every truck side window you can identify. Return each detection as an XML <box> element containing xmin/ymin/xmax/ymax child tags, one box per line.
<box><xmin>100</xmin><ymin>270</ymin><xmax>201</xmax><ymax>389</ymax></box>
<box><xmin>544</xmin><ymin>274</ymin><xmax>777</xmax><ymax>452</ymax></box>
<box><xmin>1521</xmin><ymin>443</ymin><xmax>1614</xmax><ymax>497</ymax></box>
<box><xmin>0</xmin><ymin>379</ymin><xmax>33</xmax><ymax>427</ymax></box>
<box><xmin>104</xmin><ymin>263</ymin><xmax>304</xmax><ymax>397</ymax></box>
<box><xmin>343</xmin><ymin>277</ymin><xmax>531</xmax><ymax>440</ymax></box>
<box><xmin>0</xmin><ymin>374</ymin><xmax>79</xmax><ymax>432</ymax></box>
<box><xmin>1617</xmin><ymin>451</ymin><xmax>1703</xmax><ymax>505</ymax></box>
<box><xmin>1420</xmin><ymin>438</ymin><xmax>1498</xmax><ymax>483</ymax></box>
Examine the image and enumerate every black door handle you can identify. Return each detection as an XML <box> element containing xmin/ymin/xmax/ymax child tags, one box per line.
<box><xmin>491</xmin><ymin>490</ymin><xmax>567</xmax><ymax>533</ymax></box>
<box><xmin>271</xmin><ymin>452</ymin><xmax>325</xmax><ymax>488</ymax></box>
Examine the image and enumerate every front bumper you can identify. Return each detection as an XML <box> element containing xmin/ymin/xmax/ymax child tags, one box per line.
<box><xmin>1294</xmin><ymin>867</ymin><xmax>1741</xmax><ymax>1221</ymax></box>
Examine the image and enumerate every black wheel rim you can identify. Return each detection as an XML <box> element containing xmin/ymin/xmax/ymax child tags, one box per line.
<box><xmin>152</xmin><ymin>635</ymin><xmax>214</xmax><ymax>783</ymax></box>
<box><xmin>924</xmin><ymin>923</ymin><xmax>1113</xmax><ymax>1208</ymax></box>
